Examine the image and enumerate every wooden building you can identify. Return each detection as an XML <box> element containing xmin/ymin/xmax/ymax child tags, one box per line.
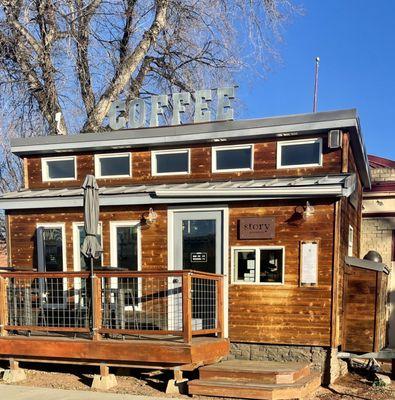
<box><xmin>0</xmin><ymin>108</ymin><xmax>386</xmax><ymax>391</ymax></box>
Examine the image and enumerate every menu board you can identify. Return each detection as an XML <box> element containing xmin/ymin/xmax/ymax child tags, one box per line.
<box><xmin>300</xmin><ymin>241</ymin><xmax>318</xmax><ymax>286</ymax></box>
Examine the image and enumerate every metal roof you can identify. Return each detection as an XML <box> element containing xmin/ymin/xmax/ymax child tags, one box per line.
<box><xmin>0</xmin><ymin>174</ymin><xmax>355</xmax><ymax>210</ymax></box>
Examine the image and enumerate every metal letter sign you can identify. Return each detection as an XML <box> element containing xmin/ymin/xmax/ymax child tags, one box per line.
<box><xmin>107</xmin><ymin>86</ymin><xmax>236</xmax><ymax>130</ymax></box>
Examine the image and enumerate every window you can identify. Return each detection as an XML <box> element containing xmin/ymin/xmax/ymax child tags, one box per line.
<box><xmin>277</xmin><ymin>138</ymin><xmax>322</xmax><ymax>168</ymax></box>
<box><xmin>73</xmin><ymin>222</ymin><xmax>103</xmax><ymax>271</ymax></box>
<box><xmin>36</xmin><ymin>223</ymin><xmax>67</xmax><ymax>307</ymax></box>
<box><xmin>348</xmin><ymin>225</ymin><xmax>354</xmax><ymax>257</ymax></box>
<box><xmin>42</xmin><ymin>157</ymin><xmax>76</xmax><ymax>181</ymax></box>
<box><xmin>110</xmin><ymin>221</ymin><xmax>141</xmax><ymax>271</ymax></box>
<box><xmin>95</xmin><ymin>153</ymin><xmax>131</xmax><ymax>178</ymax></box>
<box><xmin>232</xmin><ymin>246</ymin><xmax>284</xmax><ymax>285</ymax></box>
<box><xmin>152</xmin><ymin>149</ymin><xmax>190</xmax><ymax>175</ymax></box>
<box><xmin>212</xmin><ymin>144</ymin><xmax>254</xmax><ymax>172</ymax></box>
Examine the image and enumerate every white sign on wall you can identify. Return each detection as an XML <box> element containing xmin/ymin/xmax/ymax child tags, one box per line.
<box><xmin>300</xmin><ymin>241</ymin><xmax>318</xmax><ymax>286</ymax></box>
<box><xmin>107</xmin><ymin>87</ymin><xmax>236</xmax><ymax>130</ymax></box>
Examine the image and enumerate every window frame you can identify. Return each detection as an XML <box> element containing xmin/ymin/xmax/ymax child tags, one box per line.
<box><xmin>36</xmin><ymin>222</ymin><xmax>68</xmax><ymax>308</ymax></box>
<box><xmin>151</xmin><ymin>148</ymin><xmax>191</xmax><ymax>176</ymax></box>
<box><xmin>41</xmin><ymin>156</ymin><xmax>77</xmax><ymax>182</ymax></box>
<box><xmin>348</xmin><ymin>225</ymin><xmax>354</xmax><ymax>257</ymax></box>
<box><xmin>212</xmin><ymin>144</ymin><xmax>254</xmax><ymax>173</ymax></box>
<box><xmin>231</xmin><ymin>245</ymin><xmax>285</xmax><ymax>286</ymax></box>
<box><xmin>110</xmin><ymin>220</ymin><xmax>142</xmax><ymax>271</ymax></box>
<box><xmin>72</xmin><ymin>222</ymin><xmax>103</xmax><ymax>272</ymax></box>
<box><xmin>276</xmin><ymin>138</ymin><xmax>323</xmax><ymax>169</ymax></box>
<box><xmin>94</xmin><ymin>152</ymin><xmax>132</xmax><ymax>179</ymax></box>
<box><xmin>110</xmin><ymin>220</ymin><xmax>142</xmax><ymax>311</ymax></box>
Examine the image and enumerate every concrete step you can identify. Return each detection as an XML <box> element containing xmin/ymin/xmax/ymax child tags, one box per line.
<box><xmin>188</xmin><ymin>371</ymin><xmax>322</xmax><ymax>400</ymax></box>
<box><xmin>199</xmin><ymin>360</ymin><xmax>312</xmax><ymax>384</ymax></box>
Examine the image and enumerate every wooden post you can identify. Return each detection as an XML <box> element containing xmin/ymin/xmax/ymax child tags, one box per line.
<box><xmin>182</xmin><ymin>273</ymin><xmax>192</xmax><ymax>344</ymax></box>
<box><xmin>0</xmin><ymin>277</ymin><xmax>8</xmax><ymax>336</ymax></box>
<box><xmin>217</xmin><ymin>277</ymin><xmax>224</xmax><ymax>338</ymax></box>
<box><xmin>92</xmin><ymin>275</ymin><xmax>102</xmax><ymax>341</ymax></box>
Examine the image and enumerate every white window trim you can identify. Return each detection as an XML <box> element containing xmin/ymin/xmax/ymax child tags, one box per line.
<box><xmin>41</xmin><ymin>156</ymin><xmax>77</xmax><ymax>182</ymax></box>
<box><xmin>72</xmin><ymin>222</ymin><xmax>103</xmax><ymax>272</ymax></box>
<box><xmin>36</xmin><ymin>222</ymin><xmax>68</xmax><ymax>308</ymax></box>
<box><xmin>151</xmin><ymin>148</ymin><xmax>190</xmax><ymax>176</ymax></box>
<box><xmin>110</xmin><ymin>220</ymin><xmax>142</xmax><ymax>270</ymax></box>
<box><xmin>348</xmin><ymin>225</ymin><xmax>354</xmax><ymax>257</ymax></box>
<box><xmin>276</xmin><ymin>137</ymin><xmax>323</xmax><ymax>169</ymax></box>
<box><xmin>212</xmin><ymin>144</ymin><xmax>254</xmax><ymax>173</ymax></box>
<box><xmin>110</xmin><ymin>220</ymin><xmax>142</xmax><ymax>311</ymax></box>
<box><xmin>231</xmin><ymin>245</ymin><xmax>285</xmax><ymax>286</ymax></box>
<box><xmin>94</xmin><ymin>152</ymin><xmax>132</xmax><ymax>179</ymax></box>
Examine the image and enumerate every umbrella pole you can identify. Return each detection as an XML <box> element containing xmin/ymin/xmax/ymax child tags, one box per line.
<box><xmin>90</xmin><ymin>257</ymin><xmax>96</xmax><ymax>338</ymax></box>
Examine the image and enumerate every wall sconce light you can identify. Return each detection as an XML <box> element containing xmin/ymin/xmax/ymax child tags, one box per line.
<box><xmin>303</xmin><ymin>201</ymin><xmax>315</xmax><ymax>218</ymax></box>
<box><xmin>294</xmin><ymin>201</ymin><xmax>315</xmax><ymax>220</ymax></box>
<box><xmin>142</xmin><ymin>207</ymin><xmax>158</xmax><ymax>225</ymax></box>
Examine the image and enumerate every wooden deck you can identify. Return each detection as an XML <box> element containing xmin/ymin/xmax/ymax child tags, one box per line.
<box><xmin>0</xmin><ymin>335</ymin><xmax>229</xmax><ymax>370</ymax></box>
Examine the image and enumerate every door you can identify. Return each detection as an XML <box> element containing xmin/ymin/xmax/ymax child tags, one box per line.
<box><xmin>37</xmin><ymin>224</ymin><xmax>67</xmax><ymax>309</ymax></box>
<box><xmin>171</xmin><ymin>210</ymin><xmax>223</xmax><ymax>330</ymax></box>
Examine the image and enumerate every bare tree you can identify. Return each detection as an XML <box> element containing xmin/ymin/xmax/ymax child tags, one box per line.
<box><xmin>0</xmin><ymin>0</ymin><xmax>299</xmax><ymax>136</ymax></box>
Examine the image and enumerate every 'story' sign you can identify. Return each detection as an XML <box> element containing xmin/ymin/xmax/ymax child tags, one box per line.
<box><xmin>238</xmin><ymin>217</ymin><xmax>275</xmax><ymax>239</ymax></box>
<box><xmin>108</xmin><ymin>87</ymin><xmax>235</xmax><ymax>130</ymax></box>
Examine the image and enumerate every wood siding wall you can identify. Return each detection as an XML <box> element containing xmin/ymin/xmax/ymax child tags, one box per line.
<box><xmin>8</xmin><ymin>198</ymin><xmax>336</xmax><ymax>347</ymax></box>
<box><xmin>25</xmin><ymin>134</ymin><xmax>342</xmax><ymax>189</ymax></box>
<box><xmin>228</xmin><ymin>200</ymin><xmax>336</xmax><ymax>346</ymax></box>
<box><xmin>342</xmin><ymin>266</ymin><xmax>388</xmax><ymax>353</ymax></box>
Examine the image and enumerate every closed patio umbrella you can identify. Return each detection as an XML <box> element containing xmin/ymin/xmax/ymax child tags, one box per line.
<box><xmin>81</xmin><ymin>175</ymin><xmax>102</xmax><ymax>334</ymax></box>
<box><xmin>81</xmin><ymin>175</ymin><xmax>102</xmax><ymax>275</ymax></box>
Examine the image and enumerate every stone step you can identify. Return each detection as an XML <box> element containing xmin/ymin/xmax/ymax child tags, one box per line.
<box><xmin>199</xmin><ymin>360</ymin><xmax>312</xmax><ymax>384</ymax></box>
<box><xmin>188</xmin><ymin>371</ymin><xmax>322</xmax><ymax>400</ymax></box>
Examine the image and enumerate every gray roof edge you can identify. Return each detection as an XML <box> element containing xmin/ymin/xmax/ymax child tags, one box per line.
<box><xmin>11</xmin><ymin>108</ymin><xmax>358</xmax><ymax>149</ymax></box>
<box><xmin>345</xmin><ymin>256</ymin><xmax>389</xmax><ymax>274</ymax></box>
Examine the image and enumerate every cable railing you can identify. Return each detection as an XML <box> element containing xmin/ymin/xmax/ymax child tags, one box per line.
<box><xmin>0</xmin><ymin>270</ymin><xmax>224</xmax><ymax>343</ymax></box>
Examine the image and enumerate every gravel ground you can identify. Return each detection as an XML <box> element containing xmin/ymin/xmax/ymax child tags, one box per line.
<box><xmin>0</xmin><ymin>362</ymin><xmax>394</xmax><ymax>400</ymax></box>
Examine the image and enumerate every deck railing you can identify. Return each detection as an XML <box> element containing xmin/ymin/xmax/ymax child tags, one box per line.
<box><xmin>0</xmin><ymin>270</ymin><xmax>224</xmax><ymax>343</ymax></box>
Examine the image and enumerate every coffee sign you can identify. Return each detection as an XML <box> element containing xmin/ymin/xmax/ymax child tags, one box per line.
<box><xmin>239</xmin><ymin>217</ymin><xmax>275</xmax><ymax>239</ymax></box>
<box><xmin>107</xmin><ymin>87</ymin><xmax>235</xmax><ymax>130</ymax></box>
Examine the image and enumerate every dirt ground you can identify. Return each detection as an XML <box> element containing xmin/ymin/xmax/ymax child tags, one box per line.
<box><xmin>0</xmin><ymin>362</ymin><xmax>394</xmax><ymax>400</ymax></box>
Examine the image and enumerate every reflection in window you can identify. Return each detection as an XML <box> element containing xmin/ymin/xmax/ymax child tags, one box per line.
<box><xmin>154</xmin><ymin>150</ymin><xmax>189</xmax><ymax>174</ymax></box>
<box><xmin>96</xmin><ymin>154</ymin><xmax>131</xmax><ymax>177</ymax></box>
<box><xmin>214</xmin><ymin>146</ymin><xmax>253</xmax><ymax>171</ymax></box>
<box><xmin>43</xmin><ymin>158</ymin><xmax>75</xmax><ymax>180</ymax></box>
<box><xmin>279</xmin><ymin>139</ymin><xmax>322</xmax><ymax>167</ymax></box>
<box><xmin>116</xmin><ymin>226</ymin><xmax>138</xmax><ymax>270</ymax></box>
<box><xmin>233</xmin><ymin>247</ymin><xmax>284</xmax><ymax>284</ymax></box>
<box><xmin>42</xmin><ymin>227</ymin><xmax>64</xmax><ymax>271</ymax></box>
<box><xmin>78</xmin><ymin>226</ymin><xmax>102</xmax><ymax>270</ymax></box>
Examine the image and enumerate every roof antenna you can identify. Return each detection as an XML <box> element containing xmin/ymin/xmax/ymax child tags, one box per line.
<box><xmin>313</xmin><ymin>57</ymin><xmax>320</xmax><ymax>113</ymax></box>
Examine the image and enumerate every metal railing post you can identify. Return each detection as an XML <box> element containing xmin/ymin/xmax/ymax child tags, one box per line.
<box><xmin>182</xmin><ymin>272</ymin><xmax>192</xmax><ymax>344</ymax></box>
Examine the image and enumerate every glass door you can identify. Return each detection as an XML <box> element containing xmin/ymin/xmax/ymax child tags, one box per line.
<box><xmin>37</xmin><ymin>225</ymin><xmax>66</xmax><ymax>309</ymax></box>
<box><xmin>171</xmin><ymin>210</ymin><xmax>223</xmax><ymax>331</ymax></box>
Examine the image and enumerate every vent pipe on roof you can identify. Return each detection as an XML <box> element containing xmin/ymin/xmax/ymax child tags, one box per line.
<box><xmin>313</xmin><ymin>57</ymin><xmax>320</xmax><ymax>113</ymax></box>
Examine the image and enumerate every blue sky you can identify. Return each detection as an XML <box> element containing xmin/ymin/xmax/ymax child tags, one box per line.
<box><xmin>237</xmin><ymin>0</ymin><xmax>395</xmax><ymax>159</ymax></box>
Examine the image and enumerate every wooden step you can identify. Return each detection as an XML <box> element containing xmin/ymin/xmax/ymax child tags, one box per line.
<box><xmin>188</xmin><ymin>371</ymin><xmax>322</xmax><ymax>400</ymax></box>
<box><xmin>199</xmin><ymin>360</ymin><xmax>311</xmax><ymax>384</ymax></box>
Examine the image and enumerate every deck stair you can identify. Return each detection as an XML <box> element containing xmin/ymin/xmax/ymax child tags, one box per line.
<box><xmin>188</xmin><ymin>360</ymin><xmax>321</xmax><ymax>400</ymax></box>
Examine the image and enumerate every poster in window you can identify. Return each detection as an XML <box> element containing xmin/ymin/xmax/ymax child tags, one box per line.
<box><xmin>300</xmin><ymin>241</ymin><xmax>318</xmax><ymax>286</ymax></box>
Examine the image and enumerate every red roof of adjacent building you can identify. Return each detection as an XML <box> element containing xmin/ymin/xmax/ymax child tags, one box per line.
<box><xmin>368</xmin><ymin>155</ymin><xmax>395</xmax><ymax>169</ymax></box>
